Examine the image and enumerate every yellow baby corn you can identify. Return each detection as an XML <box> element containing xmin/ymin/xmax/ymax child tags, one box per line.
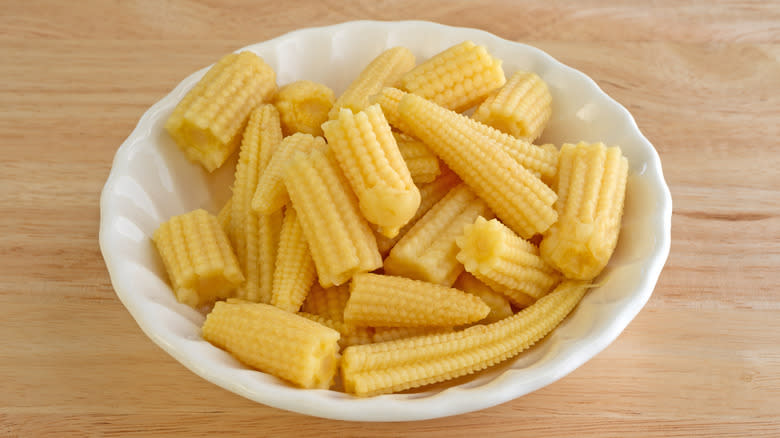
<box><xmin>323</xmin><ymin>105</ymin><xmax>421</xmax><ymax>238</ymax></box>
<box><xmin>301</xmin><ymin>283</ymin><xmax>350</xmax><ymax>322</ymax></box>
<box><xmin>540</xmin><ymin>142</ymin><xmax>629</xmax><ymax>280</ymax></box>
<box><xmin>284</xmin><ymin>147</ymin><xmax>382</xmax><ymax>287</ymax></box>
<box><xmin>341</xmin><ymin>280</ymin><xmax>588</xmax><ymax>396</ymax></box>
<box><xmin>456</xmin><ymin>217</ymin><xmax>561</xmax><ymax>307</ymax></box>
<box><xmin>298</xmin><ymin>312</ymin><xmax>374</xmax><ymax>349</ymax></box>
<box><xmin>394</xmin><ymin>133</ymin><xmax>441</xmax><ymax>184</ymax></box>
<box><xmin>372</xmin><ymin>326</ymin><xmax>454</xmax><ymax>343</ymax></box>
<box><xmin>399</xmin><ymin>41</ymin><xmax>505</xmax><ymax>112</ymax></box>
<box><xmin>235</xmin><ymin>212</ymin><xmax>282</xmax><ymax>303</ymax></box>
<box><xmin>384</xmin><ymin>183</ymin><xmax>492</xmax><ymax>286</ymax></box>
<box><xmin>453</xmin><ymin>272</ymin><xmax>514</xmax><ymax>324</ymax></box>
<box><xmin>271</xmin><ymin>207</ymin><xmax>316</xmax><ymax>312</ymax></box>
<box><xmin>165</xmin><ymin>51</ymin><xmax>277</xmax><ymax>172</ymax></box>
<box><xmin>370</xmin><ymin>87</ymin><xmax>411</xmax><ymax>133</ymax></box>
<box><xmin>202</xmin><ymin>301</ymin><xmax>340</xmax><ymax>389</ymax></box>
<box><xmin>329</xmin><ymin>47</ymin><xmax>416</xmax><ymax>119</ymax></box>
<box><xmin>344</xmin><ymin>273</ymin><xmax>489</xmax><ymax>327</ymax></box>
<box><xmin>273</xmin><ymin>80</ymin><xmax>335</xmax><ymax>136</ymax></box>
<box><xmin>153</xmin><ymin>209</ymin><xmax>243</xmax><ymax>307</ymax></box>
<box><xmin>398</xmin><ymin>93</ymin><xmax>557</xmax><ymax>239</ymax></box>
<box><xmin>252</xmin><ymin>133</ymin><xmax>325</xmax><ymax>215</ymax></box>
<box><xmin>216</xmin><ymin>198</ymin><xmax>232</xmax><ymax>235</ymax></box>
<box><xmin>473</xmin><ymin>71</ymin><xmax>552</xmax><ymax>142</ymax></box>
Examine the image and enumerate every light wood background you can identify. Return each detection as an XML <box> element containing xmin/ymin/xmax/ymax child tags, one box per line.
<box><xmin>1</xmin><ymin>1</ymin><xmax>778</xmax><ymax>436</ymax></box>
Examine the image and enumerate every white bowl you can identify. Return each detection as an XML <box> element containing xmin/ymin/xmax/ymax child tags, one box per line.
<box><xmin>99</xmin><ymin>20</ymin><xmax>672</xmax><ymax>421</ymax></box>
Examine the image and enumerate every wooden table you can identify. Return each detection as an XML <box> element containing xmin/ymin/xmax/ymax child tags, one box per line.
<box><xmin>2</xmin><ymin>1</ymin><xmax>778</xmax><ymax>436</ymax></box>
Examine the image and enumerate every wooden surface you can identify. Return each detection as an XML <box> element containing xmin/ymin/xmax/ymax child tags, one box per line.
<box><xmin>1</xmin><ymin>1</ymin><xmax>778</xmax><ymax>436</ymax></box>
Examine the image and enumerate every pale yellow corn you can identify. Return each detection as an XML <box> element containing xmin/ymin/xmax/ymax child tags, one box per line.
<box><xmin>341</xmin><ymin>280</ymin><xmax>588</xmax><ymax>396</ymax></box>
<box><xmin>235</xmin><ymin>212</ymin><xmax>282</xmax><ymax>303</ymax></box>
<box><xmin>301</xmin><ymin>283</ymin><xmax>351</xmax><ymax>322</ymax></box>
<box><xmin>374</xmin><ymin>166</ymin><xmax>461</xmax><ymax>255</ymax></box>
<box><xmin>153</xmin><ymin>209</ymin><xmax>243</xmax><ymax>307</ymax></box>
<box><xmin>344</xmin><ymin>273</ymin><xmax>489</xmax><ymax>327</ymax></box>
<box><xmin>202</xmin><ymin>301</ymin><xmax>340</xmax><ymax>389</ymax></box>
<box><xmin>456</xmin><ymin>217</ymin><xmax>561</xmax><ymax>307</ymax></box>
<box><xmin>384</xmin><ymin>184</ymin><xmax>492</xmax><ymax>286</ymax></box>
<box><xmin>271</xmin><ymin>207</ymin><xmax>316</xmax><ymax>312</ymax></box>
<box><xmin>394</xmin><ymin>133</ymin><xmax>441</xmax><ymax>184</ymax></box>
<box><xmin>372</xmin><ymin>326</ymin><xmax>454</xmax><ymax>343</ymax></box>
<box><xmin>166</xmin><ymin>51</ymin><xmax>277</xmax><ymax>172</ymax></box>
<box><xmin>298</xmin><ymin>312</ymin><xmax>374</xmax><ymax>349</ymax></box>
<box><xmin>323</xmin><ymin>105</ymin><xmax>420</xmax><ymax>238</ymax></box>
<box><xmin>473</xmin><ymin>71</ymin><xmax>552</xmax><ymax>142</ymax></box>
<box><xmin>252</xmin><ymin>133</ymin><xmax>325</xmax><ymax>215</ymax></box>
<box><xmin>453</xmin><ymin>272</ymin><xmax>513</xmax><ymax>324</ymax></box>
<box><xmin>540</xmin><ymin>142</ymin><xmax>629</xmax><ymax>280</ymax></box>
<box><xmin>370</xmin><ymin>87</ymin><xmax>411</xmax><ymax>133</ymax></box>
<box><xmin>398</xmin><ymin>93</ymin><xmax>557</xmax><ymax>239</ymax></box>
<box><xmin>284</xmin><ymin>147</ymin><xmax>382</xmax><ymax>287</ymax></box>
<box><xmin>399</xmin><ymin>41</ymin><xmax>505</xmax><ymax>112</ymax></box>
<box><xmin>216</xmin><ymin>198</ymin><xmax>232</xmax><ymax>235</ymax></box>
<box><xmin>329</xmin><ymin>47</ymin><xmax>416</xmax><ymax>119</ymax></box>
<box><xmin>273</xmin><ymin>80</ymin><xmax>334</xmax><ymax>136</ymax></box>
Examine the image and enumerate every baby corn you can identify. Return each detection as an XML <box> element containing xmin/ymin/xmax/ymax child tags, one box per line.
<box><xmin>454</xmin><ymin>272</ymin><xmax>514</xmax><ymax>324</ymax></box>
<box><xmin>270</xmin><ymin>207</ymin><xmax>316</xmax><ymax>312</ymax></box>
<box><xmin>273</xmin><ymin>80</ymin><xmax>334</xmax><ymax>136</ymax></box>
<box><xmin>301</xmin><ymin>283</ymin><xmax>351</xmax><ymax>322</ymax></box>
<box><xmin>394</xmin><ymin>133</ymin><xmax>441</xmax><ymax>184</ymax></box>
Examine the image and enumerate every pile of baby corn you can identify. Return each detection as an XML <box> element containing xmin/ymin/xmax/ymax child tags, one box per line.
<box><xmin>154</xmin><ymin>42</ymin><xmax>629</xmax><ymax>396</ymax></box>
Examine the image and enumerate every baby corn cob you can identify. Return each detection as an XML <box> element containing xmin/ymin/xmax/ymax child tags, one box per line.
<box><xmin>271</xmin><ymin>207</ymin><xmax>316</xmax><ymax>312</ymax></box>
<box><xmin>202</xmin><ymin>301</ymin><xmax>340</xmax><ymax>389</ymax></box>
<box><xmin>540</xmin><ymin>142</ymin><xmax>629</xmax><ymax>280</ymax></box>
<box><xmin>301</xmin><ymin>283</ymin><xmax>350</xmax><ymax>322</ymax></box>
<box><xmin>153</xmin><ymin>209</ymin><xmax>243</xmax><ymax>307</ymax></box>
<box><xmin>384</xmin><ymin>183</ymin><xmax>492</xmax><ymax>286</ymax></box>
<box><xmin>473</xmin><ymin>71</ymin><xmax>552</xmax><ymax>142</ymax></box>
<box><xmin>341</xmin><ymin>280</ymin><xmax>588</xmax><ymax>396</ymax></box>
<box><xmin>284</xmin><ymin>147</ymin><xmax>382</xmax><ymax>287</ymax></box>
<box><xmin>399</xmin><ymin>41</ymin><xmax>505</xmax><ymax>112</ymax></box>
<box><xmin>298</xmin><ymin>312</ymin><xmax>374</xmax><ymax>349</ymax></box>
<box><xmin>398</xmin><ymin>93</ymin><xmax>557</xmax><ymax>239</ymax></box>
<box><xmin>374</xmin><ymin>166</ymin><xmax>461</xmax><ymax>255</ymax></box>
<box><xmin>454</xmin><ymin>272</ymin><xmax>514</xmax><ymax>324</ymax></box>
<box><xmin>323</xmin><ymin>105</ymin><xmax>421</xmax><ymax>238</ymax></box>
<box><xmin>394</xmin><ymin>133</ymin><xmax>441</xmax><ymax>184</ymax></box>
<box><xmin>273</xmin><ymin>80</ymin><xmax>334</xmax><ymax>137</ymax></box>
<box><xmin>252</xmin><ymin>133</ymin><xmax>325</xmax><ymax>215</ymax></box>
<box><xmin>370</xmin><ymin>87</ymin><xmax>411</xmax><ymax>133</ymax></box>
<box><xmin>216</xmin><ymin>198</ymin><xmax>232</xmax><ymax>235</ymax></box>
<box><xmin>344</xmin><ymin>273</ymin><xmax>489</xmax><ymax>327</ymax></box>
<box><xmin>165</xmin><ymin>51</ymin><xmax>277</xmax><ymax>172</ymax></box>
<box><xmin>372</xmin><ymin>326</ymin><xmax>454</xmax><ymax>343</ymax></box>
<box><xmin>329</xmin><ymin>47</ymin><xmax>416</xmax><ymax>119</ymax></box>
<box><xmin>456</xmin><ymin>217</ymin><xmax>561</xmax><ymax>307</ymax></box>
<box><xmin>235</xmin><ymin>212</ymin><xmax>282</xmax><ymax>303</ymax></box>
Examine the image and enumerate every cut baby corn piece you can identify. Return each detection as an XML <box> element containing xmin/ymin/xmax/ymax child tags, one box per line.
<box><xmin>344</xmin><ymin>273</ymin><xmax>489</xmax><ymax>327</ymax></box>
<box><xmin>329</xmin><ymin>47</ymin><xmax>416</xmax><ymax>119</ymax></box>
<box><xmin>252</xmin><ymin>133</ymin><xmax>325</xmax><ymax>215</ymax></box>
<box><xmin>473</xmin><ymin>71</ymin><xmax>552</xmax><ymax>142</ymax></box>
<box><xmin>394</xmin><ymin>133</ymin><xmax>441</xmax><ymax>184</ymax></box>
<box><xmin>370</xmin><ymin>87</ymin><xmax>411</xmax><ymax>133</ymax></box>
<box><xmin>153</xmin><ymin>209</ymin><xmax>243</xmax><ymax>307</ymax></box>
<box><xmin>374</xmin><ymin>166</ymin><xmax>461</xmax><ymax>255</ymax></box>
<box><xmin>216</xmin><ymin>198</ymin><xmax>232</xmax><ymax>235</ymax></box>
<box><xmin>301</xmin><ymin>283</ymin><xmax>350</xmax><ymax>322</ymax></box>
<box><xmin>540</xmin><ymin>142</ymin><xmax>629</xmax><ymax>280</ymax></box>
<box><xmin>372</xmin><ymin>326</ymin><xmax>454</xmax><ymax>343</ymax></box>
<box><xmin>273</xmin><ymin>80</ymin><xmax>334</xmax><ymax>136</ymax></box>
<box><xmin>384</xmin><ymin>183</ymin><xmax>492</xmax><ymax>286</ymax></box>
<box><xmin>456</xmin><ymin>217</ymin><xmax>561</xmax><ymax>307</ymax></box>
<box><xmin>235</xmin><ymin>212</ymin><xmax>282</xmax><ymax>303</ymax></box>
<box><xmin>323</xmin><ymin>105</ymin><xmax>421</xmax><ymax>238</ymax></box>
<box><xmin>453</xmin><ymin>272</ymin><xmax>514</xmax><ymax>324</ymax></box>
<box><xmin>398</xmin><ymin>93</ymin><xmax>557</xmax><ymax>239</ymax></box>
<box><xmin>202</xmin><ymin>301</ymin><xmax>340</xmax><ymax>389</ymax></box>
<box><xmin>166</xmin><ymin>51</ymin><xmax>277</xmax><ymax>172</ymax></box>
<box><xmin>271</xmin><ymin>207</ymin><xmax>316</xmax><ymax>312</ymax></box>
<box><xmin>399</xmin><ymin>41</ymin><xmax>505</xmax><ymax>112</ymax></box>
<box><xmin>283</xmin><ymin>147</ymin><xmax>382</xmax><ymax>287</ymax></box>
<box><xmin>298</xmin><ymin>312</ymin><xmax>374</xmax><ymax>349</ymax></box>
<box><xmin>341</xmin><ymin>280</ymin><xmax>588</xmax><ymax>396</ymax></box>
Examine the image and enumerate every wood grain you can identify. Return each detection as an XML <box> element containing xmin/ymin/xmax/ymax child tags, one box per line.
<box><xmin>1</xmin><ymin>1</ymin><xmax>778</xmax><ymax>436</ymax></box>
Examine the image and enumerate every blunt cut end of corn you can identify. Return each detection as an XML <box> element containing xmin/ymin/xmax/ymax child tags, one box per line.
<box><xmin>165</xmin><ymin>51</ymin><xmax>277</xmax><ymax>172</ymax></box>
<box><xmin>541</xmin><ymin>142</ymin><xmax>629</xmax><ymax>280</ymax></box>
<box><xmin>273</xmin><ymin>80</ymin><xmax>335</xmax><ymax>137</ymax></box>
<box><xmin>202</xmin><ymin>301</ymin><xmax>340</xmax><ymax>389</ymax></box>
<box><xmin>153</xmin><ymin>209</ymin><xmax>243</xmax><ymax>307</ymax></box>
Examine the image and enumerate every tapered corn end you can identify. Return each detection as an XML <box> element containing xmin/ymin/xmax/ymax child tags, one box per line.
<box><xmin>541</xmin><ymin>142</ymin><xmax>629</xmax><ymax>280</ymax></box>
<box><xmin>473</xmin><ymin>71</ymin><xmax>552</xmax><ymax>142</ymax></box>
<box><xmin>394</xmin><ymin>133</ymin><xmax>441</xmax><ymax>184</ymax></box>
<box><xmin>330</xmin><ymin>47</ymin><xmax>416</xmax><ymax>119</ymax></box>
<box><xmin>344</xmin><ymin>273</ymin><xmax>489</xmax><ymax>327</ymax></box>
<box><xmin>301</xmin><ymin>283</ymin><xmax>351</xmax><ymax>322</ymax></box>
<box><xmin>153</xmin><ymin>209</ymin><xmax>243</xmax><ymax>307</ymax></box>
<box><xmin>273</xmin><ymin>80</ymin><xmax>335</xmax><ymax>136</ymax></box>
<box><xmin>270</xmin><ymin>207</ymin><xmax>317</xmax><ymax>312</ymax></box>
<box><xmin>399</xmin><ymin>41</ymin><xmax>505</xmax><ymax>112</ymax></box>
<box><xmin>454</xmin><ymin>272</ymin><xmax>513</xmax><ymax>324</ymax></box>
<box><xmin>370</xmin><ymin>87</ymin><xmax>411</xmax><ymax>133</ymax></box>
<box><xmin>323</xmin><ymin>105</ymin><xmax>420</xmax><ymax>238</ymax></box>
<box><xmin>165</xmin><ymin>51</ymin><xmax>277</xmax><ymax>172</ymax></box>
<box><xmin>202</xmin><ymin>301</ymin><xmax>340</xmax><ymax>389</ymax></box>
